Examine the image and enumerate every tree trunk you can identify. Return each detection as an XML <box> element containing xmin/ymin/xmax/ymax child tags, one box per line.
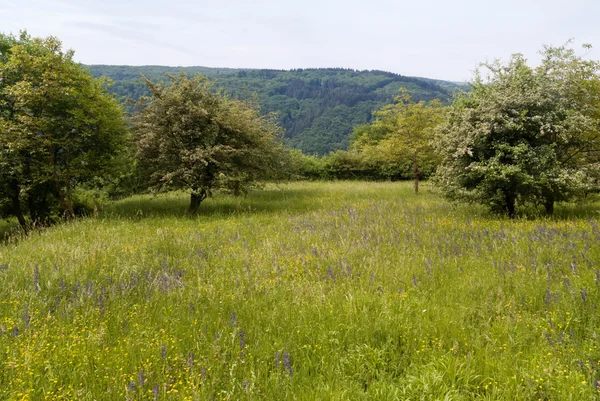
<box><xmin>412</xmin><ymin>154</ymin><xmax>419</xmax><ymax>195</ymax></box>
<box><xmin>64</xmin><ymin>179</ymin><xmax>74</xmax><ymax>219</ymax></box>
<box><xmin>63</xmin><ymin>150</ymin><xmax>75</xmax><ymax>219</ymax></box>
<box><xmin>10</xmin><ymin>180</ymin><xmax>27</xmax><ymax>232</ymax></box>
<box><xmin>189</xmin><ymin>189</ymin><xmax>207</xmax><ymax>214</ymax></box>
<box><xmin>505</xmin><ymin>193</ymin><xmax>516</xmax><ymax>219</ymax></box>
<box><xmin>53</xmin><ymin>151</ymin><xmax>66</xmax><ymax>211</ymax></box>
<box><xmin>55</xmin><ymin>180</ymin><xmax>70</xmax><ymax>217</ymax></box>
<box><xmin>544</xmin><ymin>196</ymin><xmax>554</xmax><ymax>215</ymax></box>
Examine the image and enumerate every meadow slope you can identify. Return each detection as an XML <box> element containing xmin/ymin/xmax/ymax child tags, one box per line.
<box><xmin>0</xmin><ymin>182</ymin><xmax>599</xmax><ymax>400</ymax></box>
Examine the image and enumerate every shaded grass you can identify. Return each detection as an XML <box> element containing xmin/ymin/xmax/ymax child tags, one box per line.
<box><xmin>0</xmin><ymin>181</ymin><xmax>599</xmax><ymax>400</ymax></box>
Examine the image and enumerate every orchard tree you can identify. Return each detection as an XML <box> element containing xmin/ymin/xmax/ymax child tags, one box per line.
<box><xmin>354</xmin><ymin>93</ymin><xmax>445</xmax><ymax>193</ymax></box>
<box><xmin>134</xmin><ymin>74</ymin><xmax>289</xmax><ymax>213</ymax></box>
<box><xmin>434</xmin><ymin>44</ymin><xmax>600</xmax><ymax>217</ymax></box>
<box><xmin>0</xmin><ymin>32</ymin><xmax>127</xmax><ymax>229</ymax></box>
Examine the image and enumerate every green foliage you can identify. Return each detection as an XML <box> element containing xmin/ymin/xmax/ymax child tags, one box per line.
<box><xmin>286</xmin><ymin>149</ymin><xmax>327</xmax><ymax>180</ymax></box>
<box><xmin>1</xmin><ymin>182</ymin><xmax>599</xmax><ymax>399</ymax></box>
<box><xmin>71</xmin><ymin>186</ymin><xmax>109</xmax><ymax>216</ymax></box>
<box><xmin>134</xmin><ymin>74</ymin><xmax>290</xmax><ymax>212</ymax></box>
<box><xmin>88</xmin><ymin>65</ymin><xmax>460</xmax><ymax>155</ymax></box>
<box><xmin>0</xmin><ymin>32</ymin><xmax>127</xmax><ymax>229</ymax></box>
<box><xmin>348</xmin><ymin>93</ymin><xmax>446</xmax><ymax>188</ymax></box>
<box><xmin>435</xmin><ymin>44</ymin><xmax>600</xmax><ymax>217</ymax></box>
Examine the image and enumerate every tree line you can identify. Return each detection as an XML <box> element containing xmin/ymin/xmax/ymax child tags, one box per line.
<box><xmin>87</xmin><ymin>65</ymin><xmax>459</xmax><ymax>155</ymax></box>
<box><xmin>1</xmin><ymin>32</ymin><xmax>599</xmax><ymax>229</ymax></box>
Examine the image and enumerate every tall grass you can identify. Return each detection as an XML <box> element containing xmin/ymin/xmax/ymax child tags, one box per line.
<box><xmin>0</xmin><ymin>182</ymin><xmax>599</xmax><ymax>400</ymax></box>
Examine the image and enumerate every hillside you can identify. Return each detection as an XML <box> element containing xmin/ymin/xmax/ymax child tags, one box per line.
<box><xmin>87</xmin><ymin>65</ymin><xmax>465</xmax><ymax>155</ymax></box>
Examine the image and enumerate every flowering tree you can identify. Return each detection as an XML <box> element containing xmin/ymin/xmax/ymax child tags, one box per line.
<box><xmin>434</xmin><ymin>44</ymin><xmax>600</xmax><ymax>217</ymax></box>
<box><xmin>134</xmin><ymin>74</ymin><xmax>289</xmax><ymax>213</ymax></box>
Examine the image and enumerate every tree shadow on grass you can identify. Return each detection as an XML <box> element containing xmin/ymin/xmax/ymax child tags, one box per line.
<box><xmin>0</xmin><ymin>220</ymin><xmax>20</xmax><ymax>244</ymax></box>
<box><xmin>478</xmin><ymin>202</ymin><xmax>600</xmax><ymax>222</ymax></box>
<box><xmin>100</xmin><ymin>186</ymin><xmax>325</xmax><ymax>220</ymax></box>
<box><xmin>548</xmin><ymin>202</ymin><xmax>600</xmax><ymax>221</ymax></box>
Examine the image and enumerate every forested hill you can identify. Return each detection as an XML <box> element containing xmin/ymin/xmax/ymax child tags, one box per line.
<box><xmin>87</xmin><ymin>65</ymin><xmax>464</xmax><ymax>155</ymax></box>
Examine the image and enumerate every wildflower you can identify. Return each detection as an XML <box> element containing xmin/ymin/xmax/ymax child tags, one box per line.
<box><xmin>581</xmin><ymin>288</ymin><xmax>588</xmax><ymax>303</ymax></box>
<box><xmin>239</xmin><ymin>330</ymin><xmax>246</xmax><ymax>360</ymax></box>
<box><xmin>283</xmin><ymin>352</ymin><xmax>293</xmax><ymax>375</ymax></box>
<box><xmin>138</xmin><ymin>370</ymin><xmax>145</xmax><ymax>386</ymax></box>
<box><xmin>23</xmin><ymin>307</ymin><xmax>30</xmax><ymax>329</ymax></box>
<box><xmin>274</xmin><ymin>351</ymin><xmax>280</xmax><ymax>368</ymax></box>
<box><xmin>33</xmin><ymin>265</ymin><xmax>40</xmax><ymax>292</ymax></box>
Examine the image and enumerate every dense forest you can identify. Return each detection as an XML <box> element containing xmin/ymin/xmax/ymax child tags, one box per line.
<box><xmin>87</xmin><ymin>65</ymin><xmax>464</xmax><ymax>154</ymax></box>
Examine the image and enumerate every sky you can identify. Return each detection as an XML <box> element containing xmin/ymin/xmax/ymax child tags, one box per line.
<box><xmin>1</xmin><ymin>0</ymin><xmax>599</xmax><ymax>81</ymax></box>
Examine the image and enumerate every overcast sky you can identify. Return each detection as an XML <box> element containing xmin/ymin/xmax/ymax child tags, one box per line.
<box><xmin>1</xmin><ymin>0</ymin><xmax>599</xmax><ymax>81</ymax></box>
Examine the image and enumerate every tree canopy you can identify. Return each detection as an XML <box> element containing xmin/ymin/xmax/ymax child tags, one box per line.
<box><xmin>349</xmin><ymin>93</ymin><xmax>445</xmax><ymax>191</ymax></box>
<box><xmin>434</xmin><ymin>44</ymin><xmax>600</xmax><ymax>217</ymax></box>
<box><xmin>0</xmin><ymin>32</ymin><xmax>127</xmax><ymax>229</ymax></box>
<box><xmin>134</xmin><ymin>74</ymin><xmax>289</xmax><ymax>213</ymax></box>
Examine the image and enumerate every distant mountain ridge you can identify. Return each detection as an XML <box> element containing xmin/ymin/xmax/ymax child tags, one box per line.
<box><xmin>87</xmin><ymin>65</ymin><xmax>466</xmax><ymax>155</ymax></box>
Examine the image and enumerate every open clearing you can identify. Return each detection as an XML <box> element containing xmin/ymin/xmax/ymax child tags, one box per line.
<box><xmin>1</xmin><ymin>181</ymin><xmax>599</xmax><ymax>400</ymax></box>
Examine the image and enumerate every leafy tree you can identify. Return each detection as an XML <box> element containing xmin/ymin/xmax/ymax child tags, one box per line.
<box><xmin>353</xmin><ymin>93</ymin><xmax>445</xmax><ymax>192</ymax></box>
<box><xmin>0</xmin><ymin>32</ymin><xmax>126</xmax><ymax>229</ymax></box>
<box><xmin>434</xmin><ymin>44</ymin><xmax>600</xmax><ymax>217</ymax></box>
<box><xmin>134</xmin><ymin>74</ymin><xmax>289</xmax><ymax>213</ymax></box>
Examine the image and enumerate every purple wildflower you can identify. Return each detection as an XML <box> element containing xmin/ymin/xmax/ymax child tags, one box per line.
<box><xmin>23</xmin><ymin>308</ymin><xmax>30</xmax><ymax>329</ymax></box>
<box><xmin>581</xmin><ymin>288</ymin><xmax>588</xmax><ymax>303</ymax></box>
<box><xmin>327</xmin><ymin>266</ymin><xmax>335</xmax><ymax>280</ymax></box>
<box><xmin>239</xmin><ymin>330</ymin><xmax>246</xmax><ymax>360</ymax></box>
<box><xmin>283</xmin><ymin>352</ymin><xmax>292</xmax><ymax>375</ymax></box>
<box><xmin>274</xmin><ymin>351</ymin><xmax>280</xmax><ymax>368</ymax></box>
<box><xmin>545</xmin><ymin>290</ymin><xmax>552</xmax><ymax>304</ymax></box>
<box><xmin>138</xmin><ymin>370</ymin><xmax>146</xmax><ymax>386</ymax></box>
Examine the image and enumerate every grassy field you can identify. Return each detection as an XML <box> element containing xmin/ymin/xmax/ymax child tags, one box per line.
<box><xmin>0</xmin><ymin>181</ymin><xmax>599</xmax><ymax>400</ymax></box>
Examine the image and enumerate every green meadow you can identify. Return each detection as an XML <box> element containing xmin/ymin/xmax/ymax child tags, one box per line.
<box><xmin>0</xmin><ymin>181</ymin><xmax>599</xmax><ymax>400</ymax></box>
